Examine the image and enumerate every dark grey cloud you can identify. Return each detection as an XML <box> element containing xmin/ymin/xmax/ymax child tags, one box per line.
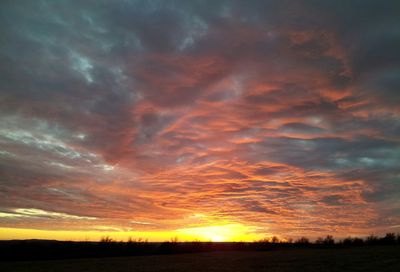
<box><xmin>280</xmin><ymin>122</ymin><xmax>324</xmax><ymax>134</ymax></box>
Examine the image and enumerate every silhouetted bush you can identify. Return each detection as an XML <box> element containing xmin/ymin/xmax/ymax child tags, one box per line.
<box><xmin>100</xmin><ymin>236</ymin><xmax>114</xmax><ymax>243</ymax></box>
<box><xmin>256</xmin><ymin>238</ymin><xmax>271</xmax><ymax>244</ymax></box>
<box><xmin>159</xmin><ymin>237</ymin><xmax>180</xmax><ymax>254</ymax></box>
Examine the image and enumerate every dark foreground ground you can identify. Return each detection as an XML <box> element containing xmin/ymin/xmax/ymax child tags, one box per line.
<box><xmin>1</xmin><ymin>246</ymin><xmax>399</xmax><ymax>272</ymax></box>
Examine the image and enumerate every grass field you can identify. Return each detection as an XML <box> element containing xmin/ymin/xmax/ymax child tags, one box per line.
<box><xmin>1</xmin><ymin>246</ymin><xmax>399</xmax><ymax>272</ymax></box>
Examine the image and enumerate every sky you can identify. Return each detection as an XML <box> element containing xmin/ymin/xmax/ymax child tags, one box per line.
<box><xmin>0</xmin><ymin>0</ymin><xmax>400</xmax><ymax>242</ymax></box>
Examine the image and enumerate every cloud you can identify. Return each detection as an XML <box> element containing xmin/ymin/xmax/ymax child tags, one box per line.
<box><xmin>0</xmin><ymin>0</ymin><xmax>399</xmax><ymax>238</ymax></box>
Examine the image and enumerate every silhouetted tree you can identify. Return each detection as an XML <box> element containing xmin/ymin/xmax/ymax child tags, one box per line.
<box><xmin>366</xmin><ymin>235</ymin><xmax>379</xmax><ymax>245</ymax></box>
<box><xmin>295</xmin><ymin>237</ymin><xmax>310</xmax><ymax>245</ymax></box>
<box><xmin>382</xmin><ymin>233</ymin><xmax>396</xmax><ymax>245</ymax></box>
<box><xmin>271</xmin><ymin>236</ymin><xmax>280</xmax><ymax>244</ymax></box>
<box><xmin>353</xmin><ymin>237</ymin><xmax>364</xmax><ymax>245</ymax></box>
<box><xmin>323</xmin><ymin>235</ymin><xmax>334</xmax><ymax>245</ymax></box>
<box><xmin>342</xmin><ymin>237</ymin><xmax>364</xmax><ymax>246</ymax></box>
<box><xmin>257</xmin><ymin>238</ymin><xmax>270</xmax><ymax>244</ymax></box>
<box><xmin>315</xmin><ymin>237</ymin><xmax>324</xmax><ymax>244</ymax></box>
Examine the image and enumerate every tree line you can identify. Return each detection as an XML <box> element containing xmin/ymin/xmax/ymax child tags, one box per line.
<box><xmin>1</xmin><ymin>233</ymin><xmax>399</xmax><ymax>261</ymax></box>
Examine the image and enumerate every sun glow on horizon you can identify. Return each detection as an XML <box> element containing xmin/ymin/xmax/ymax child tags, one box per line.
<box><xmin>0</xmin><ymin>223</ymin><xmax>265</xmax><ymax>242</ymax></box>
<box><xmin>176</xmin><ymin>223</ymin><xmax>264</xmax><ymax>242</ymax></box>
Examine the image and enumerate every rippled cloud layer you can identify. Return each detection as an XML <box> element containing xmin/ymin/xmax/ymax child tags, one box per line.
<box><xmin>0</xmin><ymin>0</ymin><xmax>399</xmax><ymax>240</ymax></box>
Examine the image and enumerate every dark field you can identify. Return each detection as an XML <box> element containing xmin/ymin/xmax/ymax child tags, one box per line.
<box><xmin>1</xmin><ymin>246</ymin><xmax>399</xmax><ymax>272</ymax></box>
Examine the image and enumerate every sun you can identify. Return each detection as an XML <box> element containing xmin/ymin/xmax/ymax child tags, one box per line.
<box><xmin>209</xmin><ymin>234</ymin><xmax>225</xmax><ymax>242</ymax></box>
<box><xmin>176</xmin><ymin>223</ymin><xmax>262</xmax><ymax>242</ymax></box>
<box><xmin>177</xmin><ymin>225</ymin><xmax>230</xmax><ymax>241</ymax></box>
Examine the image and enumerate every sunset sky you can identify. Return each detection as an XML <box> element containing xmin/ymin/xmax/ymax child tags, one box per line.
<box><xmin>0</xmin><ymin>0</ymin><xmax>399</xmax><ymax>242</ymax></box>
